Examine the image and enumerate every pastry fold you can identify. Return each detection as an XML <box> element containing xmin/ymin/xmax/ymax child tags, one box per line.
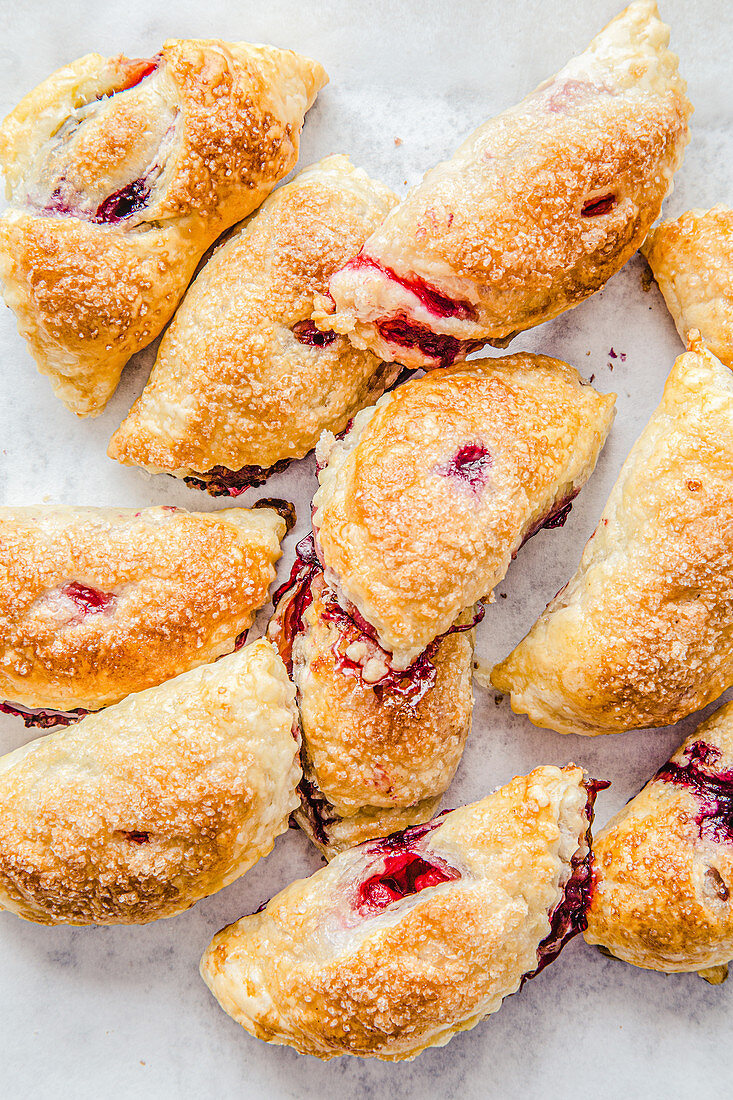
<box><xmin>0</xmin><ymin>503</ymin><xmax>287</xmax><ymax>718</ymax></box>
<box><xmin>108</xmin><ymin>155</ymin><xmax>400</xmax><ymax>495</ymax></box>
<box><xmin>492</xmin><ymin>335</ymin><xmax>733</xmax><ymax>735</ymax></box>
<box><xmin>586</xmin><ymin>702</ymin><xmax>733</xmax><ymax>980</ymax></box>
<box><xmin>313</xmin><ymin>354</ymin><xmax>615</xmax><ymax>668</ymax></box>
<box><xmin>268</xmin><ymin>549</ymin><xmax>476</xmax><ymax>856</ymax></box>
<box><xmin>201</xmin><ymin>765</ymin><xmax>601</xmax><ymax>1060</ymax></box>
<box><xmin>0</xmin><ymin>641</ymin><xmax>299</xmax><ymax>925</ymax></box>
<box><xmin>642</xmin><ymin>205</ymin><xmax>733</xmax><ymax>367</ymax></box>
<box><xmin>0</xmin><ymin>40</ymin><xmax>326</xmax><ymax>414</ymax></box>
<box><xmin>316</xmin><ymin>0</ymin><xmax>690</xmax><ymax>369</ymax></box>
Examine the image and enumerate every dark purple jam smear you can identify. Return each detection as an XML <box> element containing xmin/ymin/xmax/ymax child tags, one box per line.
<box><xmin>183</xmin><ymin>457</ymin><xmax>293</xmax><ymax>498</ymax></box>
<box><xmin>356</xmin><ymin>814</ymin><xmax>457</xmax><ymax>915</ymax></box>
<box><xmin>93</xmin><ymin>176</ymin><xmax>151</xmax><ymax>224</ymax></box>
<box><xmin>345</xmin><ymin>254</ymin><xmax>476</xmax><ymax>321</ymax></box>
<box><xmin>527</xmin><ymin>777</ymin><xmax>609</xmax><ymax>980</ymax></box>
<box><xmin>581</xmin><ymin>194</ymin><xmax>617</xmax><ymax>217</ymax></box>
<box><xmin>518</xmin><ymin>491</ymin><xmax>579</xmax><ymax>552</ymax></box>
<box><xmin>441</xmin><ymin>442</ymin><xmax>492</xmax><ymax>490</ymax></box>
<box><xmin>0</xmin><ymin>701</ymin><xmax>90</xmax><ymax>729</ymax></box>
<box><xmin>61</xmin><ymin>581</ymin><xmax>117</xmax><ymax>615</ymax></box>
<box><xmin>655</xmin><ymin>741</ymin><xmax>733</xmax><ymax>843</ymax></box>
<box><xmin>121</xmin><ymin>830</ymin><xmax>150</xmax><ymax>844</ymax></box>
<box><xmin>292</xmin><ymin>320</ymin><xmax>337</xmax><ymax>347</ymax></box>
<box><xmin>377</xmin><ymin>315</ymin><xmax>483</xmax><ymax>369</ymax></box>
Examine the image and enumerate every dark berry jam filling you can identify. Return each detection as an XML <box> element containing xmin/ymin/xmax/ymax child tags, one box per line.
<box><xmin>0</xmin><ymin>700</ymin><xmax>89</xmax><ymax>729</ymax></box>
<box><xmin>527</xmin><ymin>777</ymin><xmax>609</xmax><ymax>979</ymax></box>
<box><xmin>292</xmin><ymin>320</ymin><xmax>337</xmax><ymax>347</ymax></box>
<box><xmin>121</xmin><ymin>830</ymin><xmax>150</xmax><ymax>844</ymax></box>
<box><xmin>61</xmin><ymin>581</ymin><xmax>117</xmax><ymax>615</ymax></box>
<box><xmin>518</xmin><ymin>490</ymin><xmax>579</xmax><ymax>553</ymax></box>
<box><xmin>184</xmin><ymin>457</ymin><xmax>293</xmax><ymax>498</ymax></box>
<box><xmin>655</xmin><ymin>741</ymin><xmax>733</xmax><ymax>843</ymax></box>
<box><xmin>344</xmin><ymin>255</ymin><xmax>476</xmax><ymax>321</ymax></box>
<box><xmin>440</xmin><ymin>442</ymin><xmax>492</xmax><ymax>490</ymax></box>
<box><xmin>93</xmin><ymin>176</ymin><xmax>151</xmax><ymax>224</ymax></box>
<box><xmin>377</xmin><ymin>316</ymin><xmax>483</xmax><ymax>369</ymax></box>
<box><xmin>355</xmin><ymin>815</ymin><xmax>458</xmax><ymax>915</ymax></box>
<box><xmin>581</xmin><ymin>194</ymin><xmax>617</xmax><ymax>217</ymax></box>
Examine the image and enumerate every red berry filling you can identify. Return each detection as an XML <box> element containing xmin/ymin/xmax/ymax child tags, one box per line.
<box><xmin>93</xmin><ymin>176</ymin><xmax>151</xmax><ymax>224</ymax></box>
<box><xmin>377</xmin><ymin>316</ymin><xmax>483</xmax><ymax>369</ymax></box>
<box><xmin>441</xmin><ymin>442</ymin><xmax>492</xmax><ymax>490</ymax></box>
<box><xmin>581</xmin><ymin>194</ymin><xmax>616</xmax><ymax>217</ymax></box>
<box><xmin>345</xmin><ymin>255</ymin><xmax>476</xmax><ymax>321</ymax></box>
<box><xmin>356</xmin><ymin>819</ymin><xmax>459</xmax><ymax>915</ymax></box>
<box><xmin>121</xmin><ymin>830</ymin><xmax>150</xmax><ymax>844</ymax></box>
<box><xmin>292</xmin><ymin>320</ymin><xmax>337</xmax><ymax>347</ymax></box>
<box><xmin>0</xmin><ymin>701</ymin><xmax>89</xmax><ymax>729</ymax></box>
<box><xmin>655</xmin><ymin>741</ymin><xmax>733</xmax><ymax>843</ymax></box>
<box><xmin>61</xmin><ymin>581</ymin><xmax>116</xmax><ymax>615</ymax></box>
<box><xmin>184</xmin><ymin>456</ymin><xmax>293</xmax><ymax>497</ymax></box>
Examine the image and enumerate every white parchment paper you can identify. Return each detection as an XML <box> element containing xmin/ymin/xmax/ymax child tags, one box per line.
<box><xmin>0</xmin><ymin>1</ymin><xmax>731</xmax><ymax>1095</ymax></box>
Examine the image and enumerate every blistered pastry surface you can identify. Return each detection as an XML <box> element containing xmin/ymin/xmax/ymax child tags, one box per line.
<box><xmin>0</xmin><ymin>640</ymin><xmax>300</xmax><ymax>925</ymax></box>
<box><xmin>0</xmin><ymin>504</ymin><xmax>285</xmax><ymax>710</ymax></box>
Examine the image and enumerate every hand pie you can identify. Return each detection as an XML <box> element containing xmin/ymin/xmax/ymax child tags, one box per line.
<box><xmin>0</xmin><ymin>503</ymin><xmax>288</xmax><ymax>722</ymax></box>
<box><xmin>313</xmin><ymin>354</ymin><xmax>615</xmax><ymax>669</ymax></box>
<box><xmin>315</xmin><ymin>1</ymin><xmax>690</xmax><ymax>369</ymax></box>
<box><xmin>492</xmin><ymin>335</ymin><xmax>733</xmax><ymax>735</ymax></box>
<box><xmin>586</xmin><ymin>702</ymin><xmax>733</xmax><ymax>982</ymax></box>
<box><xmin>108</xmin><ymin>155</ymin><xmax>401</xmax><ymax>496</ymax></box>
<box><xmin>0</xmin><ymin>640</ymin><xmax>299</xmax><ymax>926</ymax></box>
<box><xmin>201</xmin><ymin>765</ymin><xmax>603</xmax><ymax>1060</ymax></box>
<box><xmin>267</xmin><ymin>537</ymin><xmax>477</xmax><ymax>857</ymax></box>
<box><xmin>0</xmin><ymin>40</ymin><xmax>327</xmax><ymax>415</ymax></box>
<box><xmin>642</xmin><ymin>205</ymin><xmax>733</xmax><ymax>367</ymax></box>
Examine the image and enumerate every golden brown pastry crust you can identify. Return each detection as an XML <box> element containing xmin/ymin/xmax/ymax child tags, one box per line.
<box><xmin>0</xmin><ymin>504</ymin><xmax>285</xmax><ymax>712</ymax></box>
<box><xmin>108</xmin><ymin>155</ymin><xmax>400</xmax><ymax>483</ymax></box>
<box><xmin>0</xmin><ymin>40</ymin><xmax>327</xmax><ymax>415</ymax></box>
<box><xmin>201</xmin><ymin>765</ymin><xmax>593</xmax><ymax>1060</ymax></box>
<box><xmin>586</xmin><ymin>702</ymin><xmax>733</xmax><ymax>974</ymax></box>
<box><xmin>642</xmin><ymin>205</ymin><xmax>733</xmax><ymax>367</ymax></box>
<box><xmin>315</xmin><ymin>1</ymin><xmax>690</xmax><ymax>368</ymax></box>
<box><xmin>274</xmin><ymin>569</ymin><xmax>474</xmax><ymax>857</ymax></box>
<box><xmin>0</xmin><ymin>640</ymin><xmax>299</xmax><ymax>925</ymax></box>
<box><xmin>313</xmin><ymin>354</ymin><xmax>615</xmax><ymax>667</ymax></box>
<box><xmin>492</xmin><ymin>336</ymin><xmax>733</xmax><ymax>735</ymax></box>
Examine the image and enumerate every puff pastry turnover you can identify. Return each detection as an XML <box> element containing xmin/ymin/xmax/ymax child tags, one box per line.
<box><xmin>108</xmin><ymin>155</ymin><xmax>401</xmax><ymax>495</ymax></box>
<box><xmin>0</xmin><ymin>640</ymin><xmax>299</xmax><ymax>925</ymax></box>
<box><xmin>642</xmin><ymin>205</ymin><xmax>733</xmax><ymax>367</ymax></box>
<box><xmin>313</xmin><ymin>354</ymin><xmax>615</xmax><ymax>669</ymax></box>
<box><xmin>201</xmin><ymin>765</ymin><xmax>602</xmax><ymax>1060</ymax></box>
<box><xmin>493</xmin><ymin>336</ymin><xmax>733</xmax><ymax>735</ymax></box>
<box><xmin>315</xmin><ymin>1</ymin><xmax>690</xmax><ymax>369</ymax></box>
<box><xmin>586</xmin><ymin>702</ymin><xmax>733</xmax><ymax>981</ymax></box>
<box><xmin>0</xmin><ymin>40</ymin><xmax>327</xmax><ymax>415</ymax></box>
<box><xmin>0</xmin><ymin>503</ymin><xmax>287</xmax><ymax>720</ymax></box>
<box><xmin>267</xmin><ymin>538</ymin><xmax>477</xmax><ymax>856</ymax></box>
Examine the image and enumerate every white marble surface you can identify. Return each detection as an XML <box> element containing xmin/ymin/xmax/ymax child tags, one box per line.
<box><xmin>0</xmin><ymin>0</ymin><xmax>731</xmax><ymax>1095</ymax></box>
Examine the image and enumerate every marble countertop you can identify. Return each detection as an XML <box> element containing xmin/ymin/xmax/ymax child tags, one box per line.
<box><xmin>0</xmin><ymin>0</ymin><xmax>731</xmax><ymax>1095</ymax></box>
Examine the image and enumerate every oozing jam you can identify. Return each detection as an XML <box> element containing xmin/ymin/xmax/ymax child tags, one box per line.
<box><xmin>655</xmin><ymin>741</ymin><xmax>733</xmax><ymax>843</ymax></box>
<box><xmin>518</xmin><ymin>491</ymin><xmax>579</xmax><ymax>551</ymax></box>
<box><xmin>61</xmin><ymin>581</ymin><xmax>117</xmax><ymax>615</ymax></box>
<box><xmin>184</xmin><ymin>457</ymin><xmax>293</xmax><ymax>497</ymax></box>
<box><xmin>528</xmin><ymin>778</ymin><xmax>609</xmax><ymax>978</ymax></box>
<box><xmin>292</xmin><ymin>320</ymin><xmax>337</xmax><ymax>347</ymax></box>
<box><xmin>581</xmin><ymin>194</ymin><xmax>617</xmax><ymax>217</ymax></box>
<box><xmin>268</xmin><ymin>534</ymin><xmax>321</xmax><ymax>675</ymax></box>
<box><xmin>121</xmin><ymin>830</ymin><xmax>150</xmax><ymax>844</ymax></box>
<box><xmin>0</xmin><ymin>701</ymin><xmax>89</xmax><ymax>729</ymax></box>
<box><xmin>93</xmin><ymin>176</ymin><xmax>151</xmax><ymax>223</ymax></box>
<box><xmin>377</xmin><ymin>315</ymin><xmax>483</xmax><ymax>369</ymax></box>
<box><xmin>344</xmin><ymin>254</ymin><xmax>476</xmax><ymax>321</ymax></box>
<box><xmin>355</xmin><ymin>816</ymin><xmax>458</xmax><ymax>915</ymax></box>
<box><xmin>441</xmin><ymin>443</ymin><xmax>492</xmax><ymax>490</ymax></box>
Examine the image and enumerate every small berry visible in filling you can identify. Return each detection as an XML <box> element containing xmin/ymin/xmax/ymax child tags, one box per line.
<box><xmin>93</xmin><ymin>176</ymin><xmax>151</xmax><ymax>223</ymax></box>
<box><xmin>61</xmin><ymin>581</ymin><xmax>116</xmax><ymax>615</ymax></box>
<box><xmin>441</xmin><ymin>443</ymin><xmax>492</xmax><ymax>490</ymax></box>
<box><xmin>581</xmin><ymin>194</ymin><xmax>617</xmax><ymax>217</ymax></box>
<box><xmin>356</xmin><ymin>820</ymin><xmax>459</xmax><ymax>915</ymax></box>
<box><xmin>377</xmin><ymin>315</ymin><xmax>483</xmax><ymax>369</ymax></box>
<box><xmin>345</xmin><ymin>255</ymin><xmax>476</xmax><ymax>321</ymax></box>
<box><xmin>292</xmin><ymin>320</ymin><xmax>337</xmax><ymax>347</ymax></box>
<box><xmin>655</xmin><ymin>741</ymin><xmax>733</xmax><ymax>843</ymax></box>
